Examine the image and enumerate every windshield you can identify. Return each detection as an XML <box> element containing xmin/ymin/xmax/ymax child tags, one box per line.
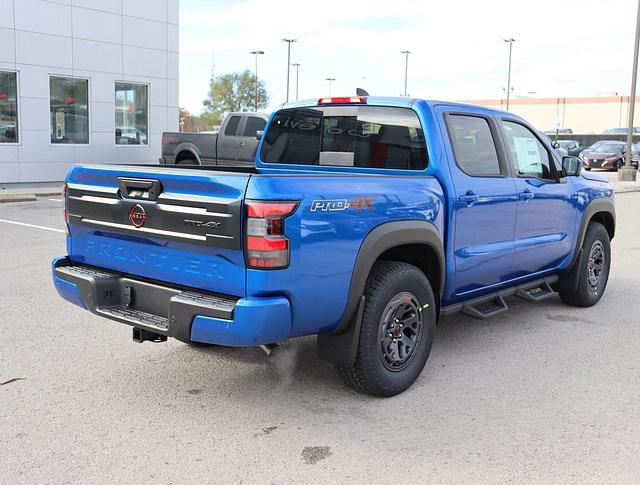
<box><xmin>260</xmin><ymin>106</ymin><xmax>428</xmax><ymax>170</ymax></box>
<box><xmin>591</xmin><ymin>142</ymin><xmax>624</xmax><ymax>153</ymax></box>
<box><xmin>557</xmin><ymin>141</ymin><xmax>574</xmax><ymax>149</ymax></box>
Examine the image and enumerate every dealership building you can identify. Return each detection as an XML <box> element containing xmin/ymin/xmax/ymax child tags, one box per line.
<box><xmin>464</xmin><ymin>95</ymin><xmax>640</xmax><ymax>135</ymax></box>
<box><xmin>0</xmin><ymin>0</ymin><xmax>179</xmax><ymax>184</ymax></box>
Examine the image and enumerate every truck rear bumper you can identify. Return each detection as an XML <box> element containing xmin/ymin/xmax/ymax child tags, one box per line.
<box><xmin>52</xmin><ymin>256</ymin><xmax>291</xmax><ymax>347</ymax></box>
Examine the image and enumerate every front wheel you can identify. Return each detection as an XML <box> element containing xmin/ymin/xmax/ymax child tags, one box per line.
<box><xmin>558</xmin><ymin>222</ymin><xmax>611</xmax><ymax>307</ymax></box>
<box><xmin>336</xmin><ymin>261</ymin><xmax>436</xmax><ymax>397</ymax></box>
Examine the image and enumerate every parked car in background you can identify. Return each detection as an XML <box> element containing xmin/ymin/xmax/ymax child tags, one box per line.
<box><xmin>0</xmin><ymin>121</ymin><xmax>16</xmax><ymax>143</ymax></box>
<box><xmin>544</xmin><ymin>128</ymin><xmax>573</xmax><ymax>135</ymax></box>
<box><xmin>557</xmin><ymin>140</ymin><xmax>585</xmax><ymax>157</ymax></box>
<box><xmin>539</xmin><ymin>131</ymin><xmax>567</xmax><ymax>156</ymax></box>
<box><xmin>161</xmin><ymin>112</ymin><xmax>269</xmax><ymax>167</ymax></box>
<box><xmin>579</xmin><ymin>140</ymin><xmax>639</xmax><ymax>170</ymax></box>
<box><xmin>603</xmin><ymin>127</ymin><xmax>640</xmax><ymax>134</ymax></box>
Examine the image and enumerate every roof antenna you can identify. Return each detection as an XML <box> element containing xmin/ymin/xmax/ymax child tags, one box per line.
<box><xmin>356</xmin><ymin>88</ymin><xmax>369</xmax><ymax>96</ymax></box>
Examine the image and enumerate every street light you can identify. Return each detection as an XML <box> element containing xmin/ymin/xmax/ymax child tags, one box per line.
<box><xmin>325</xmin><ymin>77</ymin><xmax>335</xmax><ymax>96</ymax></box>
<box><xmin>503</xmin><ymin>38</ymin><xmax>515</xmax><ymax>111</ymax></box>
<box><xmin>291</xmin><ymin>63</ymin><xmax>301</xmax><ymax>100</ymax></box>
<box><xmin>620</xmin><ymin>0</ymin><xmax>640</xmax><ymax>181</ymax></box>
<box><xmin>249</xmin><ymin>50</ymin><xmax>264</xmax><ymax>111</ymax></box>
<box><xmin>282</xmin><ymin>38</ymin><xmax>297</xmax><ymax>102</ymax></box>
<box><xmin>400</xmin><ymin>50</ymin><xmax>410</xmax><ymax>96</ymax></box>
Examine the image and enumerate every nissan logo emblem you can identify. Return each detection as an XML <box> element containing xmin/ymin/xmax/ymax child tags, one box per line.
<box><xmin>128</xmin><ymin>204</ymin><xmax>147</xmax><ymax>228</ymax></box>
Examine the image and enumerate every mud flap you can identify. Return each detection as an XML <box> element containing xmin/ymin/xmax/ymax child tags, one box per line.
<box><xmin>316</xmin><ymin>296</ymin><xmax>365</xmax><ymax>367</ymax></box>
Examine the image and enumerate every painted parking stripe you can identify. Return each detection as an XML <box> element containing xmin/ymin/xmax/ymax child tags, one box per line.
<box><xmin>0</xmin><ymin>218</ymin><xmax>65</xmax><ymax>234</ymax></box>
<box><xmin>48</xmin><ymin>198</ymin><xmax>62</xmax><ymax>202</ymax></box>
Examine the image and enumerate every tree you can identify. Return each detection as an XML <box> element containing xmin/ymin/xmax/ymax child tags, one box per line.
<box><xmin>202</xmin><ymin>70</ymin><xmax>268</xmax><ymax>128</ymax></box>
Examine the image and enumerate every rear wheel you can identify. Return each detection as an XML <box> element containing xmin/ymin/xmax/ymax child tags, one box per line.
<box><xmin>558</xmin><ymin>222</ymin><xmax>611</xmax><ymax>307</ymax></box>
<box><xmin>178</xmin><ymin>158</ymin><xmax>197</xmax><ymax>165</ymax></box>
<box><xmin>336</xmin><ymin>261</ymin><xmax>436</xmax><ymax>397</ymax></box>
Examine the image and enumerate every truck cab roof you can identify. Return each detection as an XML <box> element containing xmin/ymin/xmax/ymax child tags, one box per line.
<box><xmin>277</xmin><ymin>95</ymin><xmax>522</xmax><ymax>119</ymax></box>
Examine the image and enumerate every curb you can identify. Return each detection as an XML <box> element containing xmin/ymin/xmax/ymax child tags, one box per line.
<box><xmin>0</xmin><ymin>194</ymin><xmax>37</xmax><ymax>203</ymax></box>
<box><xmin>612</xmin><ymin>183</ymin><xmax>640</xmax><ymax>194</ymax></box>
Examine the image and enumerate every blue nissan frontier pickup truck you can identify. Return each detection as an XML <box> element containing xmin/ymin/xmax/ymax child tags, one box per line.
<box><xmin>52</xmin><ymin>96</ymin><xmax>615</xmax><ymax>397</ymax></box>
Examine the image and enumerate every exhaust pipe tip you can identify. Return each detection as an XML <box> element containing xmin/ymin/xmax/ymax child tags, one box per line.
<box><xmin>260</xmin><ymin>343</ymin><xmax>279</xmax><ymax>357</ymax></box>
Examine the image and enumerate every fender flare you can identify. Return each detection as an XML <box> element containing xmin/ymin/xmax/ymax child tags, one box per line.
<box><xmin>317</xmin><ymin>220</ymin><xmax>445</xmax><ymax>366</ymax></box>
<box><xmin>557</xmin><ymin>197</ymin><xmax>615</xmax><ymax>294</ymax></box>
<box><xmin>569</xmin><ymin>197</ymin><xmax>615</xmax><ymax>269</ymax></box>
<box><xmin>175</xmin><ymin>144</ymin><xmax>201</xmax><ymax>164</ymax></box>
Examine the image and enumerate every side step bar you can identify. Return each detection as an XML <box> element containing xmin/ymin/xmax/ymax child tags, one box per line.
<box><xmin>441</xmin><ymin>276</ymin><xmax>558</xmax><ymax>320</ymax></box>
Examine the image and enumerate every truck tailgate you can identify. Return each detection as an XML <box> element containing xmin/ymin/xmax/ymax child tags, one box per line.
<box><xmin>65</xmin><ymin>165</ymin><xmax>251</xmax><ymax>297</ymax></box>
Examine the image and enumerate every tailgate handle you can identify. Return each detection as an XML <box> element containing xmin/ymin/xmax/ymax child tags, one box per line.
<box><xmin>118</xmin><ymin>177</ymin><xmax>163</xmax><ymax>200</ymax></box>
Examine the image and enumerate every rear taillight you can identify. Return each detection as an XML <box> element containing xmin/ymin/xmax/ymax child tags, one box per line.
<box><xmin>62</xmin><ymin>183</ymin><xmax>69</xmax><ymax>224</ymax></box>
<box><xmin>62</xmin><ymin>182</ymin><xmax>69</xmax><ymax>234</ymax></box>
<box><xmin>245</xmin><ymin>200</ymin><xmax>298</xmax><ymax>269</ymax></box>
<box><xmin>161</xmin><ymin>135</ymin><xmax>178</xmax><ymax>149</ymax></box>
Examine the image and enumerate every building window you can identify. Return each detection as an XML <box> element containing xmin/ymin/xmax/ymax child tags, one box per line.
<box><xmin>50</xmin><ymin>76</ymin><xmax>89</xmax><ymax>144</ymax></box>
<box><xmin>115</xmin><ymin>82</ymin><xmax>148</xmax><ymax>145</ymax></box>
<box><xmin>0</xmin><ymin>71</ymin><xmax>19</xmax><ymax>144</ymax></box>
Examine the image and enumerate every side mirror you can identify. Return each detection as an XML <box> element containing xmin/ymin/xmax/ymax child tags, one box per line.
<box><xmin>562</xmin><ymin>156</ymin><xmax>582</xmax><ymax>177</ymax></box>
<box><xmin>255</xmin><ymin>130</ymin><xmax>264</xmax><ymax>140</ymax></box>
<box><xmin>551</xmin><ymin>141</ymin><xmax>560</xmax><ymax>149</ymax></box>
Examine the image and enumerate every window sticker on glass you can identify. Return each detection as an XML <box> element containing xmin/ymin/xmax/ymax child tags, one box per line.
<box><xmin>512</xmin><ymin>136</ymin><xmax>542</xmax><ymax>172</ymax></box>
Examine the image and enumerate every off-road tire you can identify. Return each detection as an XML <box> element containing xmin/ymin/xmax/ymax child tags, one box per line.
<box><xmin>336</xmin><ymin>261</ymin><xmax>436</xmax><ymax>397</ymax></box>
<box><xmin>558</xmin><ymin>222</ymin><xmax>611</xmax><ymax>307</ymax></box>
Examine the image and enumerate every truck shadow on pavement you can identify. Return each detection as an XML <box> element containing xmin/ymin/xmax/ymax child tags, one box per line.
<box><xmin>103</xmin><ymin>292</ymin><xmax>610</xmax><ymax>406</ymax></box>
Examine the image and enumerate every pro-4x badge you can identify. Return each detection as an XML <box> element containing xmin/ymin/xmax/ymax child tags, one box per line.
<box><xmin>310</xmin><ymin>196</ymin><xmax>376</xmax><ymax>212</ymax></box>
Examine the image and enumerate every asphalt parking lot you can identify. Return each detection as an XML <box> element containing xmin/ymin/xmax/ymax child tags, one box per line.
<box><xmin>1</xmin><ymin>190</ymin><xmax>640</xmax><ymax>484</ymax></box>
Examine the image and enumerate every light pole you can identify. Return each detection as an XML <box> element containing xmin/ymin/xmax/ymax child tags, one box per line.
<box><xmin>400</xmin><ymin>50</ymin><xmax>410</xmax><ymax>96</ymax></box>
<box><xmin>620</xmin><ymin>0</ymin><xmax>640</xmax><ymax>181</ymax></box>
<box><xmin>291</xmin><ymin>63</ymin><xmax>300</xmax><ymax>100</ymax></box>
<box><xmin>503</xmin><ymin>38</ymin><xmax>515</xmax><ymax>111</ymax></box>
<box><xmin>282</xmin><ymin>38</ymin><xmax>297</xmax><ymax>102</ymax></box>
<box><xmin>325</xmin><ymin>77</ymin><xmax>335</xmax><ymax>96</ymax></box>
<box><xmin>249</xmin><ymin>50</ymin><xmax>264</xmax><ymax>111</ymax></box>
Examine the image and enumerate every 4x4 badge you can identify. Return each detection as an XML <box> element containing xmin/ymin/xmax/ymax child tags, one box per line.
<box><xmin>128</xmin><ymin>204</ymin><xmax>147</xmax><ymax>228</ymax></box>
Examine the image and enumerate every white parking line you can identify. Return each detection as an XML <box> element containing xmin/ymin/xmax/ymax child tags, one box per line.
<box><xmin>48</xmin><ymin>198</ymin><xmax>62</xmax><ymax>202</ymax></box>
<box><xmin>0</xmin><ymin>218</ymin><xmax>65</xmax><ymax>234</ymax></box>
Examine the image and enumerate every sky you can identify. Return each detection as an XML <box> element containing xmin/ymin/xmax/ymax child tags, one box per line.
<box><xmin>179</xmin><ymin>0</ymin><xmax>637</xmax><ymax>115</ymax></box>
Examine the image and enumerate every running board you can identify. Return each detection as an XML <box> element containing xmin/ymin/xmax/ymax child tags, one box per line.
<box><xmin>441</xmin><ymin>276</ymin><xmax>558</xmax><ymax>320</ymax></box>
<box><xmin>515</xmin><ymin>280</ymin><xmax>555</xmax><ymax>302</ymax></box>
<box><xmin>462</xmin><ymin>294</ymin><xmax>508</xmax><ymax>320</ymax></box>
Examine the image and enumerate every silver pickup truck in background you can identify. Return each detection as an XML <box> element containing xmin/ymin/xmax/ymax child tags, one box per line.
<box><xmin>160</xmin><ymin>112</ymin><xmax>269</xmax><ymax>167</ymax></box>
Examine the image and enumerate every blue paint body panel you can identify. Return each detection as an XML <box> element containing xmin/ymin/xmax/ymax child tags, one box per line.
<box><xmin>52</xmin><ymin>96</ymin><xmax>615</xmax><ymax>346</ymax></box>
<box><xmin>191</xmin><ymin>296</ymin><xmax>291</xmax><ymax>346</ymax></box>
<box><xmin>52</xmin><ymin>257</ymin><xmax>86</xmax><ymax>309</ymax></box>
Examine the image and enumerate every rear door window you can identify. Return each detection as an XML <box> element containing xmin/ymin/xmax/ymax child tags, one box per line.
<box><xmin>447</xmin><ymin>115</ymin><xmax>502</xmax><ymax>176</ymax></box>
<box><xmin>260</xmin><ymin>106</ymin><xmax>428</xmax><ymax>170</ymax></box>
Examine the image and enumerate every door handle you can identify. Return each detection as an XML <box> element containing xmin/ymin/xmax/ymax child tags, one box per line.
<box><xmin>458</xmin><ymin>191</ymin><xmax>479</xmax><ymax>206</ymax></box>
<box><xmin>239</xmin><ymin>141</ymin><xmax>246</xmax><ymax>146</ymax></box>
<box><xmin>519</xmin><ymin>189</ymin><xmax>534</xmax><ymax>201</ymax></box>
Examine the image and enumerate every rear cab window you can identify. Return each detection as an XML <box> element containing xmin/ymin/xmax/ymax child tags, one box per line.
<box><xmin>260</xmin><ymin>106</ymin><xmax>428</xmax><ymax>170</ymax></box>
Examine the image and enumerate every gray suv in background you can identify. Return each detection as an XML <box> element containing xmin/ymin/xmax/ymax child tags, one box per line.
<box><xmin>160</xmin><ymin>112</ymin><xmax>269</xmax><ymax>167</ymax></box>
